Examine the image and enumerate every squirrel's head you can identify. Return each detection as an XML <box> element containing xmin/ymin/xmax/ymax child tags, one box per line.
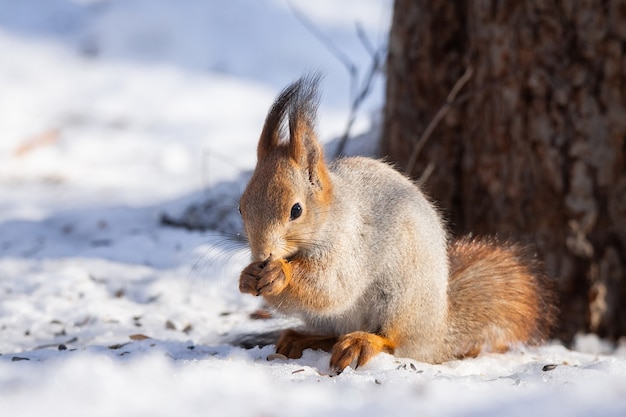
<box><xmin>239</xmin><ymin>74</ymin><xmax>333</xmax><ymax>263</ymax></box>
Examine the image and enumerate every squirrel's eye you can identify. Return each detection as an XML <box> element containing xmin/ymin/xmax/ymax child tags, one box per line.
<box><xmin>289</xmin><ymin>203</ymin><xmax>302</xmax><ymax>221</ymax></box>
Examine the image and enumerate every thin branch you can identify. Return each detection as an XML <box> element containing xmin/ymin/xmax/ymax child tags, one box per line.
<box><xmin>405</xmin><ymin>66</ymin><xmax>474</xmax><ymax>176</ymax></box>
<box><xmin>333</xmin><ymin>24</ymin><xmax>386</xmax><ymax>158</ymax></box>
<box><xmin>355</xmin><ymin>22</ymin><xmax>377</xmax><ymax>57</ymax></box>
<box><xmin>288</xmin><ymin>2</ymin><xmax>357</xmax><ymax>79</ymax></box>
<box><xmin>334</xmin><ymin>48</ymin><xmax>383</xmax><ymax>158</ymax></box>
<box><xmin>453</xmin><ymin>66</ymin><xmax>520</xmax><ymax>105</ymax></box>
<box><xmin>417</xmin><ymin>162</ymin><xmax>435</xmax><ymax>186</ymax></box>
<box><xmin>288</xmin><ymin>1</ymin><xmax>385</xmax><ymax>159</ymax></box>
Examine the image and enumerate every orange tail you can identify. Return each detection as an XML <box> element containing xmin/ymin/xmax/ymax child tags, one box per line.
<box><xmin>446</xmin><ymin>236</ymin><xmax>557</xmax><ymax>358</ymax></box>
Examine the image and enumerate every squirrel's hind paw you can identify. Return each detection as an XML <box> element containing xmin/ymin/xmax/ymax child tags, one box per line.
<box><xmin>330</xmin><ymin>332</ymin><xmax>396</xmax><ymax>373</ymax></box>
<box><xmin>276</xmin><ymin>329</ymin><xmax>337</xmax><ymax>359</ymax></box>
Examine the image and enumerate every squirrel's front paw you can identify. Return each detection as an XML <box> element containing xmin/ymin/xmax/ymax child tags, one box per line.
<box><xmin>239</xmin><ymin>259</ymin><xmax>291</xmax><ymax>296</ymax></box>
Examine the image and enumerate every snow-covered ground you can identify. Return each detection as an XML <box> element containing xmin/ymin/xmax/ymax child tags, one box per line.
<box><xmin>1</xmin><ymin>1</ymin><xmax>626</xmax><ymax>416</ymax></box>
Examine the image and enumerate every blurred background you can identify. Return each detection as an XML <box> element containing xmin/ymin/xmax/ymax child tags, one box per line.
<box><xmin>0</xmin><ymin>0</ymin><xmax>391</xmax><ymax>215</ymax></box>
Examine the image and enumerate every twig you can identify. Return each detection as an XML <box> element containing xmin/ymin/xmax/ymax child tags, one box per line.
<box><xmin>334</xmin><ymin>45</ymin><xmax>384</xmax><ymax>158</ymax></box>
<box><xmin>405</xmin><ymin>66</ymin><xmax>474</xmax><ymax>176</ymax></box>
<box><xmin>288</xmin><ymin>2</ymin><xmax>357</xmax><ymax>80</ymax></box>
<box><xmin>356</xmin><ymin>23</ymin><xmax>377</xmax><ymax>57</ymax></box>
<box><xmin>417</xmin><ymin>162</ymin><xmax>435</xmax><ymax>186</ymax></box>
<box><xmin>333</xmin><ymin>24</ymin><xmax>386</xmax><ymax>158</ymax></box>
<box><xmin>288</xmin><ymin>1</ymin><xmax>385</xmax><ymax>159</ymax></box>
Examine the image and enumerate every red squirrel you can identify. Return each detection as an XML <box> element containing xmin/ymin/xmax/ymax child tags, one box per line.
<box><xmin>238</xmin><ymin>75</ymin><xmax>556</xmax><ymax>372</ymax></box>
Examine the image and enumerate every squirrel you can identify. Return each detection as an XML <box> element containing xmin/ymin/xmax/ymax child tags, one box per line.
<box><xmin>238</xmin><ymin>74</ymin><xmax>557</xmax><ymax>372</ymax></box>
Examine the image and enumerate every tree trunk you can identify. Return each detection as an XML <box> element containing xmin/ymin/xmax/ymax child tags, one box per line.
<box><xmin>382</xmin><ymin>0</ymin><xmax>626</xmax><ymax>341</ymax></box>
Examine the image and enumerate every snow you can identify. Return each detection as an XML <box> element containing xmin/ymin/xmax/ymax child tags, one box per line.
<box><xmin>1</xmin><ymin>1</ymin><xmax>625</xmax><ymax>416</ymax></box>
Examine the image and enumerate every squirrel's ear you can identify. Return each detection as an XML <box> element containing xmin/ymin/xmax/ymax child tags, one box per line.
<box><xmin>287</xmin><ymin>112</ymin><xmax>311</xmax><ymax>167</ymax></box>
<box><xmin>257</xmin><ymin>81</ymin><xmax>300</xmax><ymax>160</ymax></box>
<box><xmin>287</xmin><ymin>74</ymin><xmax>328</xmax><ymax>188</ymax></box>
<box><xmin>288</xmin><ymin>117</ymin><xmax>325</xmax><ymax>186</ymax></box>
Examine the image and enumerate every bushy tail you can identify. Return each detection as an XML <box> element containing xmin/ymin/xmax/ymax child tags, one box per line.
<box><xmin>446</xmin><ymin>236</ymin><xmax>557</xmax><ymax>358</ymax></box>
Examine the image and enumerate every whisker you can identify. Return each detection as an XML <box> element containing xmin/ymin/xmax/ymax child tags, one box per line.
<box><xmin>175</xmin><ymin>231</ymin><xmax>251</xmax><ymax>300</ymax></box>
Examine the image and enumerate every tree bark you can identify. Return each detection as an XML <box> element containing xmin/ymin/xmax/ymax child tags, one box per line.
<box><xmin>382</xmin><ymin>0</ymin><xmax>626</xmax><ymax>341</ymax></box>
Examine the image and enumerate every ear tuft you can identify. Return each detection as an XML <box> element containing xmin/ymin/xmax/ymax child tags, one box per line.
<box><xmin>256</xmin><ymin>73</ymin><xmax>330</xmax><ymax>192</ymax></box>
<box><xmin>287</xmin><ymin>73</ymin><xmax>322</xmax><ymax>166</ymax></box>
<box><xmin>257</xmin><ymin>79</ymin><xmax>300</xmax><ymax>160</ymax></box>
<box><xmin>257</xmin><ymin>73</ymin><xmax>323</xmax><ymax>161</ymax></box>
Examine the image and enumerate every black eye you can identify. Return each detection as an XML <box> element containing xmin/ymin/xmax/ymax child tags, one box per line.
<box><xmin>289</xmin><ymin>203</ymin><xmax>302</xmax><ymax>221</ymax></box>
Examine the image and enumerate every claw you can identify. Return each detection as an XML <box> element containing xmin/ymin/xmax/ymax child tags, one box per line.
<box><xmin>238</xmin><ymin>258</ymin><xmax>291</xmax><ymax>297</ymax></box>
<box><xmin>330</xmin><ymin>332</ymin><xmax>395</xmax><ymax>373</ymax></box>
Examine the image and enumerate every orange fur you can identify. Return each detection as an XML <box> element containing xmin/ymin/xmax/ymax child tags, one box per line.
<box><xmin>276</xmin><ymin>328</ymin><xmax>397</xmax><ymax>373</ymax></box>
<box><xmin>446</xmin><ymin>236</ymin><xmax>557</xmax><ymax>358</ymax></box>
<box><xmin>330</xmin><ymin>332</ymin><xmax>396</xmax><ymax>372</ymax></box>
<box><xmin>276</xmin><ymin>329</ymin><xmax>338</xmax><ymax>359</ymax></box>
<box><xmin>262</xmin><ymin>258</ymin><xmax>340</xmax><ymax>313</ymax></box>
<box><xmin>239</xmin><ymin>258</ymin><xmax>292</xmax><ymax>297</ymax></box>
<box><xmin>257</xmin><ymin>80</ymin><xmax>300</xmax><ymax>160</ymax></box>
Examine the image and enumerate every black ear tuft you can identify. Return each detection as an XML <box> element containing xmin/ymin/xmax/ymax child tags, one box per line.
<box><xmin>288</xmin><ymin>73</ymin><xmax>322</xmax><ymax>137</ymax></box>
<box><xmin>287</xmin><ymin>73</ymin><xmax>323</xmax><ymax>168</ymax></box>
<box><xmin>257</xmin><ymin>73</ymin><xmax>323</xmax><ymax>162</ymax></box>
<box><xmin>257</xmin><ymin>78</ymin><xmax>301</xmax><ymax>160</ymax></box>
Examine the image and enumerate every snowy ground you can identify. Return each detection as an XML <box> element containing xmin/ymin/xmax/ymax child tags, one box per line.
<box><xmin>1</xmin><ymin>1</ymin><xmax>626</xmax><ymax>416</ymax></box>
